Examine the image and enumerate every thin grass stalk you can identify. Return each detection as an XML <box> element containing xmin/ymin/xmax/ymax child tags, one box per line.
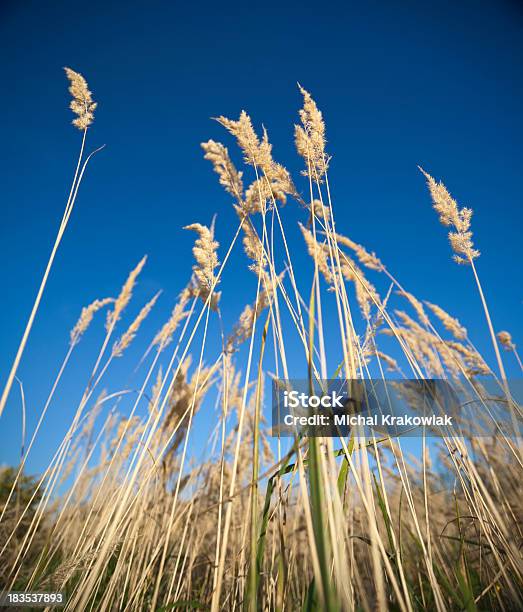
<box><xmin>245</xmin><ymin>313</ymin><xmax>270</xmax><ymax>610</ymax></box>
<box><xmin>0</xmin><ymin>133</ymin><xmax>102</xmax><ymax>418</ymax></box>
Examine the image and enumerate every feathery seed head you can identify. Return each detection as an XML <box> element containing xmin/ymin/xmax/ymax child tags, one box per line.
<box><xmin>396</xmin><ymin>290</ymin><xmax>429</xmax><ymax>326</ymax></box>
<box><xmin>309</xmin><ymin>199</ymin><xmax>330</xmax><ymax>221</ymax></box>
<box><xmin>375</xmin><ymin>351</ymin><xmax>400</xmax><ymax>373</ymax></box>
<box><xmin>201</xmin><ymin>140</ymin><xmax>244</xmax><ymax>200</ymax></box>
<box><xmin>106</xmin><ymin>256</ymin><xmax>148</xmax><ymax>332</ymax></box>
<box><xmin>244</xmin><ymin>178</ymin><xmax>278</xmax><ymax>214</ymax></box>
<box><xmin>497</xmin><ymin>330</ymin><xmax>515</xmax><ymax>351</ymax></box>
<box><xmin>185</xmin><ymin>222</ymin><xmax>221</xmax><ymax>309</ymax></box>
<box><xmin>336</xmin><ymin>233</ymin><xmax>383</xmax><ymax>272</ymax></box>
<box><xmin>425</xmin><ymin>301</ymin><xmax>467</xmax><ymax>340</ymax></box>
<box><xmin>70</xmin><ymin>298</ymin><xmax>113</xmax><ymax>346</ymax></box>
<box><xmin>341</xmin><ymin>258</ymin><xmax>380</xmax><ymax>320</ymax></box>
<box><xmin>445</xmin><ymin>340</ymin><xmax>491</xmax><ymax>376</ymax></box>
<box><xmin>217</xmin><ymin>112</ymin><xmax>296</xmax><ymax>210</ymax></box>
<box><xmin>226</xmin><ymin>271</ymin><xmax>284</xmax><ymax>352</ymax></box>
<box><xmin>420</xmin><ymin>167</ymin><xmax>480</xmax><ymax>264</ymax></box>
<box><xmin>300</xmin><ymin>223</ymin><xmax>333</xmax><ymax>285</ymax></box>
<box><xmin>64</xmin><ymin>67</ymin><xmax>97</xmax><ymax>130</ymax></box>
<box><xmin>149</xmin><ymin>367</ymin><xmax>163</xmax><ymax>415</ymax></box>
<box><xmin>295</xmin><ymin>85</ymin><xmax>328</xmax><ymax>179</ymax></box>
<box><xmin>153</xmin><ymin>286</ymin><xmax>191</xmax><ymax>349</ymax></box>
<box><xmin>216</xmin><ymin>111</ymin><xmax>265</xmax><ymax>168</ymax></box>
<box><xmin>112</xmin><ymin>292</ymin><xmax>160</xmax><ymax>357</ymax></box>
<box><xmin>242</xmin><ymin>222</ymin><xmax>266</xmax><ymax>275</ymax></box>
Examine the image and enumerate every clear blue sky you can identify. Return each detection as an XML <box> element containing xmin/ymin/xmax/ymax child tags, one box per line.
<box><xmin>1</xmin><ymin>0</ymin><xmax>522</xmax><ymax>472</ymax></box>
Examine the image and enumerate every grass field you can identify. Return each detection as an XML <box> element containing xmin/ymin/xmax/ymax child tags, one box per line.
<box><xmin>0</xmin><ymin>68</ymin><xmax>522</xmax><ymax>611</ymax></box>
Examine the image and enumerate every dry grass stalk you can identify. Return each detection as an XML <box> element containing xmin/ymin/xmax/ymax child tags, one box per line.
<box><xmin>3</xmin><ymin>77</ymin><xmax>523</xmax><ymax>612</ymax></box>
<box><xmin>0</xmin><ymin>67</ymin><xmax>101</xmax><ymax>418</ymax></box>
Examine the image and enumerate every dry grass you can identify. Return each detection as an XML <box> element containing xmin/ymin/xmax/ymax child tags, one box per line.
<box><xmin>0</xmin><ymin>71</ymin><xmax>522</xmax><ymax>612</ymax></box>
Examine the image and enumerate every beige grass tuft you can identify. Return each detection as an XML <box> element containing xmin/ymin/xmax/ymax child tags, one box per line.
<box><xmin>70</xmin><ymin>298</ymin><xmax>114</xmax><ymax>347</ymax></box>
<box><xmin>64</xmin><ymin>67</ymin><xmax>97</xmax><ymax>130</ymax></box>
<box><xmin>106</xmin><ymin>256</ymin><xmax>147</xmax><ymax>332</ymax></box>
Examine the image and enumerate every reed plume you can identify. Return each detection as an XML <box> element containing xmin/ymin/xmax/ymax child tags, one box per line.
<box><xmin>335</xmin><ymin>233</ymin><xmax>384</xmax><ymax>272</ymax></box>
<box><xmin>106</xmin><ymin>256</ymin><xmax>147</xmax><ymax>332</ymax></box>
<box><xmin>396</xmin><ymin>290</ymin><xmax>429</xmax><ymax>326</ymax></box>
<box><xmin>309</xmin><ymin>199</ymin><xmax>330</xmax><ymax>222</ymax></box>
<box><xmin>217</xmin><ymin>112</ymin><xmax>295</xmax><ymax>207</ymax></box>
<box><xmin>201</xmin><ymin>140</ymin><xmax>244</xmax><ymax>201</ymax></box>
<box><xmin>374</xmin><ymin>350</ymin><xmax>401</xmax><ymax>374</ymax></box>
<box><xmin>242</xmin><ymin>222</ymin><xmax>266</xmax><ymax>276</ymax></box>
<box><xmin>420</xmin><ymin>168</ymin><xmax>480</xmax><ymax>264</ymax></box>
<box><xmin>64</xmin><ymin>67</ymin><xmax>97</xmax><ymax>130</ymax></box>
<box><xmin>226</xmin><ymin>273</ymin><xmax>283</xmax><ymax>352</ymax></box>
<box><xmin>300</xmin><ymin>224</ymin><xmax>333</xmax><ymax>285</ymax></box>
<box><xmin>216</xmin><ymin>111</ymin><xmax>271</xmax><ymax>170</ymax></box>
<box><xmin>341</xmin><ymin>258</ymin><xmax>380</xmax><ymax>320</ymax></box>
<box><xmin>70</xmin><ymin>298</ymin><xmax>114</xmax><ymax>347</ymax></box>
<box><xmin>112</xmin><ymin>292</ymin><xmax>161</xmax><ymax>357</ymax></box>
<box><xmin>445</xmin><ymin>340</ymin><xmax>491</xmax><ymax>375</ymax></box>
<box><xmin>0</xmin><ymin>67</ymin><xmax>101</xmax><ymax>418</ymax></box>
<box><xmin>185</xmin><ymin>222</ymin><xmax>221</xmax><ymax>309</ymax></box>
<box><xmin>4</xmin><ymin>78</ymin><xmax>523</xmax><ymax>612</ymax></box>
<box><xmin>425</xmin><ymin>301</ymin><xmax>467</xmax><ymax>340</ymax></box>
<box><xmin>153</xmin><ymin>287</ymin><xmax>191</xmax><ymax>349</ymax></box>
<box><xmin>497</xmin><ymin>330</ymin><xmax>515</xmax><ymax>351</ymax></box>
<box><xmin>295</xmin><ymin>85</ymin><xmax>328</xmax><ymax>179</ymax></box>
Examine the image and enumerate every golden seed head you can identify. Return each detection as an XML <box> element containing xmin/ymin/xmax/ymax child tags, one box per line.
<box><xmin>341</xmin><ymin>258</ymin><xmax>380</xmax><ymax>320</ymax></box>
<box><xmin>420</xmin><ymin>167</ymin><xmax>480</xmax><ymax>264</ymax></box>
<box><xmin>309</xmin><ymin>199</ymin><xmax>330</xmax><ymax>222</ymax></box>
<box><xmin>153</xmin><ymin>287</ymin><xmax>191</xmax><ymax>349</ymax></box>
<box><xmin>497</xmin><ymin>330</ymin><xmax>515</xmax><ymax>351</ymax></box>
<box><xmin>64</xmin><ymin>67</ymin><xmax>97</xmax><ymax>130</ymax></box>
<box><xmin>300</xmin><ymin>224</ymin><xmax>333</xmax><ymax>285</ymax></box>
<box><xmin>295</xmin><ymin>85</ymin><xmax>328</xmax><ymax>179</ymax></box>
<box><xmin>201</xmin><ymin>140</ymin><xmax>244</xmax><ymax>201</ymax></box>
<box><xmin>112</xmin><ymin>292</ymin><xmax>161</xmax><ymax>357</ymax></box>
<box><xmin>396</xmin><ymin>290</ymin><xmax>429</xmax><ymax>326</ymax></box>
<box><xmin>425</xmin><ymin>301</ymin><xmax>467</xmax><ymax>340</ymax></box>
<box><xmin>216</xmin><ymin>112</ymin><xmax>295</xmax><ymax>213</ymax></box>
<box><xmin>70</xmin><ymin>298</ymin><xmax>114</xmax><ymax>346</ymax></box>
<box><xmin>106</xmin><ymin>256</ymin><xmax>148</xmax><ymax>332</ymax></box>
<box><xmin>336</xmin><ymin>233</ymin><xmax>383</xmax><ymax>272</ymax></box>
<box><xmin>184</xmin><ymin>222</ymin><xmax>221</xmax><ymax>309</ymax></box>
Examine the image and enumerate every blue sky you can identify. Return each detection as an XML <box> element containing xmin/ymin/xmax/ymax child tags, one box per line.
<box><xmin>1</xmin><ymin>0</ymin><xmax>522</xmax><ymax>472</ymax></box>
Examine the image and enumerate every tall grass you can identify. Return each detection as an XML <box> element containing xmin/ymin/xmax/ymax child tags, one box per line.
<box><xmin>0</xmin><ymin>71</ymin><xmax>522</xmax><ymax>611</ymax></box>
